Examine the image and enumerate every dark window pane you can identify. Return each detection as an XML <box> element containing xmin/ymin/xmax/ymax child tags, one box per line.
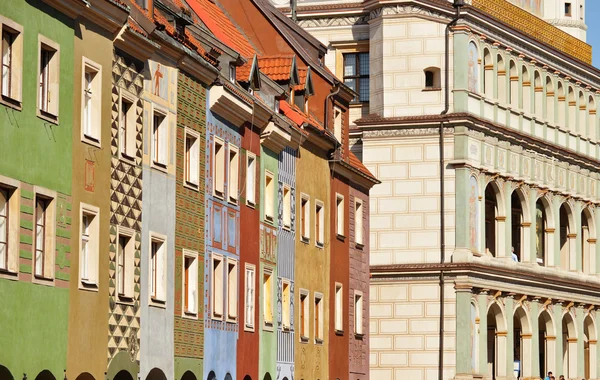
<box><xmin>344</xmin><ymin>54</ymin><xmax>356</xmax><ymax>77</ymax></box>
<box><xmin>359</xmin><ymin>78</ymin><xmax>369</xmax><ymax>102</ymax></box>
<box><xmin>359</xmin><ymin>53</ymin><xmax>369</xmax><ymax>75</ymax></box>
<box><xmin>344</xmin><ymin>78</ymin><xmax>356</xmax><ymax>91</ymax></box>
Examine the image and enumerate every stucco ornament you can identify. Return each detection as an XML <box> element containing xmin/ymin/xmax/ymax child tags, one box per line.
<box><xmin>128</xmin><ymin>327</ymin><xmax>139</xmax><ymax>362</ymax></box>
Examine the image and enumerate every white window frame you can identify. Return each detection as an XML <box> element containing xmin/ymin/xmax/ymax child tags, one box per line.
<box><xmin>245</xmin><ymin>152</ymin><xmax>256</xmax><ymax>207</ymax></box>
<box><xmin>336</xmin><ymin>193</ymin><xmax>345</xmax><ymax>237</ymax></box>
<box><xmin>149</xmin><ymin>232</ymin><xmax>167</xmax><ymax>306</ymax></box>
<box><xmin>80</xmin><ymin>57</ymin><xmax>102</xmax><ymax>147</ymax></box>
<box><xmin>354</xmin><ymin>290</ymin><xmax>364</xmax><ymax>336</ymax></box>
<box><xmin>282</xmin><ymin>185</ymin><xmax>291</xmax><ymax>230</ymax></box>
<box><xmin>226</xmin><ymin>258</ymin><xmax>238</xmax><ymax>322</ymax></box>
<box><xmin>299</xmin><ymin>289</ymin><xmax>309</xmax><ymax>342</ymax></box>
<box><xmin>300</xmin><ymin>194</ymin><xmax>310</xmax><ymax>243</ymax></box>
<box><xmin>151</xmin><ymin>105</ymin><xmax>168</xmax><ymax>170</ymax></box>
<box><xmin>355</xmin><ymin>198</ymin><xmax>364</xmax><ymax>246</ymax></box>
<box><xmin>314</xmin><ymin>292</ymin><xmax>324</xmax><ymax>343</ymax></box>
<box><xmin>244</xmin><ymin>263</ymin><xmax>256</xmax><ymax>331</ymax></box>
<box><xmin>79</xmin><ymin>203</ymin><xmax>99</xmax><ymax>290</ymax></box>
<box><xmin>118</xmin><ymin>89</ymin><xmax>137</xmax><ymax>161</ymax></box>
<box><xmin>37</xmin><ymin>35</ymin><xmax>60</xmax><ymax>123</ymax></box>
<box><xmin>211</xmin><ymin>252</ymin><xmax>224</xmax><ymax>320</ymax></box>
<box><xmin>116</xmin><ymin>226</ymin><xmax>135</xmax><ymax>302</ymax></box>
<box><xmin>263</xmin><ymin>266</ymin><xmax>274</xmax><ymax>330</ymax></box>
<box><xmin>281</xmin><ymin>278</ymin><xmax>291</xmax><ymax>331</ymax></box>
<box><xmin>0</xmin><ymin>16</ymin><xmax>23</xmax><ymax>106</ymax></box>
<box><xmin>333</xmin><ymin>106</ymin><xmax>342</xmax><ymax>143</ymax></box>
<box><xmin>182</xmin><ymin>249</ymin><xmax>199</xmax><ymax>318</ymax></box>
<box><xmin>315</xmin><ymin>200</ymin><xmax>324</xmax><ymax>248</ymax></box>
<box><xmin>335</xmin><ymin>282</ymin><xmax>343</xmax><ymax>332</ymax></box>
<box><xmin>184</xmin><ymin>128</ymin><xmax>200</xmax><ymax>190</ymax></box>
<box><xmin>228</xmin><ymin>144</ymin><xmax>240</xmax><ymax>204</ymax></box>
<box><xmin>264</xmin><ymin>171</ymin><xmax>275</xmax><ymax>222</ymax></box>
<box><xmin>0</xmin><ymin>175</ymin><xmax>20</xmax><ymax>277</ymax></box>
<box><xmin>32</xmin><ymin>187</ymin><xmax>56</xmax><ymax>284</ymax></box>
<box><xmin>213</xmin><ymin>136</ymin><xmax>225</xmax><ymax>199</ymax></box>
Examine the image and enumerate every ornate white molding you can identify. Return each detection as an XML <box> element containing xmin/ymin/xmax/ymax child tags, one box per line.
<box><xmin>545</xmin><ymin>18</ymin><xmax>588</xmax><ymax>31</ymax></box>
<box><xmin>298</xmin><ymin>15</ymin><xmax>369</xmax><ymax>28</ymax></box>
<box><xmin>363</xmin><ymin>127</ymin><xmax>454</xmax><ymax>139</ymax></box>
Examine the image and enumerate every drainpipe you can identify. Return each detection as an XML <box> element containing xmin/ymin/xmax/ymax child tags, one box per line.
<box><xmin>290</xmin><ymin>0</ymin><xmax>297</xmax><ymax>22</ymax></box>
<box><xmin>439</xmin><ymin>1</ymin><xmax>463</xmax><ymax>379</ymax></box>
<box><xmin>324</xmin><ymin>81</ymin><xmax>341</xmax><ymax>132</ymax></box>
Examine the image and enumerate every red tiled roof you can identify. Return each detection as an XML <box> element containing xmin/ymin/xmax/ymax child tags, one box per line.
<box><xmin>258</xmin><ymin>56</ymin><xmax>294</xmax><ymax>81</ymax></box>
<box><xmin>293</xmin><ymin>67</ymin><xmax>307</xmax><ymax>91</ymax></box>
<box><xmin>128</xmin><ymin>18</ymin><xmax>147</xmax><ymax>37</ymax></box>
<box><xmin>237</xmin><ymin>61</ymin><xmax>253</xmax><ymax>82</ymax></box>
<box><xmin>349</xmin><ymin>152</ymin><xmax>377</xmax><ymax>181</ymax></box>
<box><xmin>186</xmin><ymin>0</ymin><xmax>257</xmax><ymax>58</ymax></box>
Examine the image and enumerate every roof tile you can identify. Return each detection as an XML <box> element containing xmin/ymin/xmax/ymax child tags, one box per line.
<box><xmin>349</xmin><ymin>151</ymin><xmax>377</xmax><ymax>181</ymax></box>
<box><xmin>258</xmin><ymin>56</ymin><xmax>294</xmax><ymax>81</ymax></box>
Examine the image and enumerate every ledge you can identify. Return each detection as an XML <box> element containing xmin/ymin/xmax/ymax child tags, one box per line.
<box><xmin>209</xmin><ymin>85</ymin><xmax>253</xmax><ymax>127</ymax></box>
<box><xmin>260</xmin><ymin>120</ymin><xmax>292</xmax><ymax>154</ymax></box>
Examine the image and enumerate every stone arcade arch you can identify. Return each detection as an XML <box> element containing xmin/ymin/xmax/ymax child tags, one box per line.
<box><xmin>559</xmin><ymin>202</ymin><xmax>576</xmax><ymax>271</ymax></box>
<box><xmin>584</xmin><ymin>314</ymin><xmax>597</xmax><ymax>380</ymax></box>
<box><xmin>581</xmin><ymin>207</ymin><xmax>596</xmax><ymax>274</ymax></box>
<box><xmin>483</xmin><ymin>48</ymin><xmax>493</xmax><ymax>98</ymax></box>
<box><xmin>546</xmin><ymin>76</ymin><xmax>555</xmax><ymax>124</ymax></box>
<box><xmin>181</xmin><ymin>371</ymin><xmax>197</xmax><ymax>380</ymax></box>
<box><xmin>539</xmin><ymin>309</ymin><xmax>556</xmax><ymax>376</ymax></box>
<box><xmin>0</xmin><ymin>365</ymin><xmax>14</xmax><ymax>380</ymax></box>
<box><xmin>534</xmin><ymin>70</ymin><xmax>542</xmax><ymax>117</ymax></box>
<box><xmin>487</xmin><ymin>302</ymin><xmax>507</xmax><ymax>379</ymax></box>
<box><xmin>562</xmin><ymin>311</ymin><xmax>578</xmax><ymax>379</ymax></box>
<box><xmin>511</xmin><ymin>188</ymin><xmax>531</xmax><ymax>262</ymax></box>
<box><xmin>522</xmin><ymin>65</ymin><xmax>531</xmax><ymax>112</ymax></box>
<box><xmin>497</xmin><ymin>54</ymin><xmax>506</xmax><ymax>102</ymax></box>
<box><xmin>514</xmin><ymin>306</ymin><xmax>532</xmax><ymax>378</ymax></box>
<box><xmin>484</xmin><ymin>181</ymin><xmax>506</xmax><ymax>257</ymax></box>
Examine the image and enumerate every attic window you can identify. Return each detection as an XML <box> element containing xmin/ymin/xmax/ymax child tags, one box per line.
<box><xmin>565</xmin><ymin>2</ymin><xmax>572</xmax><ymax>17</ymax></box>
<box><xmin>229</xmin><ymin>64</ymin><xmax>236</xmax><ymax>83</ymax></box>
<box><xmin>424</xmin><ymin>67</ymin><xmax>441</xmax><ymax>90</ymax></box>
<box><xmin>274</xmin><ymin>100</ymin><xmax>280</xmax><ymax>113</ymax></box>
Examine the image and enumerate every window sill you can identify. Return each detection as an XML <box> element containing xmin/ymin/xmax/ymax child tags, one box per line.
<box><xmin>355</xmin><ymin>242</ymin><xmax>364</xmax><ymax>250</ymax></box>
<box><xmin>265</xmin><ymin>215</ymin><xmax>274</xmax><ymax>225</ymax></box>
<box><xmin>335</xmin><ymin>329</ymin><xmax>344</xmax><ymax>336</ymax></box>
<box><xmin>37</xmin><ymin>110</ymin><xmax>59</xmax><ymax>125</ymax></box>
<box><xmin>226</xmin><ymin>316</ymin><xmax>238</xmax><ymax>323</ymax></box>
<box><xmin>213</xmin><ymin>192</ymin><xmax>224</xmax><ymax>201</ymax></box>
<box><xmin>0</xmin><ymin>96</ymin><xmax>22</xmax><ymax>111</ymax></box>
<box><xmin>422</xmin><ymin>87</ymin><xmax>441</xmax><ymax>92</ymax></box>
<box><xmin>300</xmin><ymin>336</ymin><xmax>309</xmax><ymax>343</ymax></box>
<box><xmin>282</xmin><ymin>224</ymin><xmax>291</xmax><ymax>232</ymax></box>
<box><xmin>244</xmin><ymin>325</ymin><xmax>255</xmax><ymax>333</ymax></box>
<box><xmin>183</xmin><ymin>181</ymin><xmax>200</xmax><ymax>192</ymax></box>
<box><xmin>82</xmin><ymin>135</ymin><xmax>101</xmax><ymax>149</ymax></box>
<box><xmin>33</xmin><ymin>274</ymin><xmax>55</xmax><ymax>286</ymax></box>
<box><xmin>183</xmin><ymin>310</ymin><xmax>199</xmax><ymax>320</ymax></box>
<box><xmin>117</xmin><ymin>295</ymin><xmax>135</xmax><ymax>306</ymax></box>
<box><xmin>282</xmin><ymin>325</ymin><xmax>291</xmax><ymax>332</ymax></box>
<box><xmin>336</xmin><ymin>233</ymin><xmax>346</xmax><ymax>242</ymax></box>
<box><xmin>316</xmin><ymin>241</ymin><xmax>324</xmax><ymax>249</ymax></box>
<box><xmin>228</xmin><ymin>197</ymin><xmax>239</xmax><ymax>206</ymax></box>
<box><xmin>149</xmin><ymin>298</ymin><xmax>167</xmax><ymax>308</ymax></box>
<box><xmin>263</xmin><ymin>322</ymin><xmax>274</xmax><ymax>332</ymax></box>
<box><xmin>354</xmin><ymin>332</ymin><xmax>365</xmax><ymax>339</ymax></box>
<box><xmin>211</xmin><ymin>314</ymin><xmax>224</xmax><ymax>321</ymax></box>
<box><xmin>315</xmin><ymin>338</ymin><xmax>323</xmax><ymax>345</ymax></box>
<box><xmin>151</xmin><ymin>161</ymin><xmax>168</xmax><ymax>173</ymax></box>
<box><xmin>0</xmin><ymin>268</ymin><xmax>19</xmax><ymax>281</ymax></box>
<box><xmin>119</xmin><ymin>153</ymin><xmax>136</xmax><ymax>165</ymax></box>
<box><xmin>79</xmin><ymin>280</ymin><xmax>99</xmax><ymax>292</ymax></box>
<box><xmin>301</xmin><ymin>236</ymin><xmax>310</xmax><ymax>244</ymax></box>
<box><xmin>246</xmin><ymin>200</ymin><xmax>256</xmax><ymax>209</ymax></box>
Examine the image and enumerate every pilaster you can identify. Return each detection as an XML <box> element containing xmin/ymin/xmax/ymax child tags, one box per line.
<box><xmin>456</xmin><ymin>280</ymin><xmax>473</xmax><ymax>375</ymax></box>
<box><xmin>554</xmin><ymin>302</ymin><xmax>565</xmax><ymax>376</ymax></box>
<box><xmin>478</xmin><ymin>291</ymin><xmax>489</xmax><ymax>376</ymax></box>
<box><xmin>505</xmin><ymin>294</ymin><xmax>515</xmax><ymax>379</ymax></box>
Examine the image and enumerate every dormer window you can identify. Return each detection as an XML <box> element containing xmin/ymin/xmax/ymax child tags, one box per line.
<box><xmin>274</xmin><ymin>100</ymin><xmax>280</xmax><ymax>113</ymax></box>
<box><xmin>304</xmin><ymin>97</ymin><xmax>309</xmax><ymax>113</ymax></box>
<box><xmin>248</xmin><ymin>87</ymin><xmax>254</xmax><ymax>95</ymax></box>
<box><xmin>565</xmin><ymin>2</ymin><xmax>572</xmax><ymax>17</ymax></box>
<box><xmin>229</xmin><ymin>64</ymin><xmax>236</xmax><ymax>83</ymax></box>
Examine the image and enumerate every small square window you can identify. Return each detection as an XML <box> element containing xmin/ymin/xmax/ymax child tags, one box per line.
<box><xmin>264</xmin><ymin>171</ymin><xmax>274</xmax><ymax>222</ymax></box>
<box><xmin>152</xmin><ymin>110</ymin><xmax>168</xmax><ymax>168</ymax></box>
<box><xmin>81</xmin><ymin>58</ymin><xmax>102</xmax><ymax>145</ymax></box>
<box><xmin>80</xmin><ymin>204</ymin><xmax>99</xmax><ymax>289</ymax></box>
<box><xmin>183</xmin><ymin>250</ymin><xmax>198</xmax><ymax>316</ymax></box>
<box><xmin>283</xmin><ymin>185</ymin><xmax>291</xmax><ymax>229</ymax></box>
<box><xmin>246</xmin><ymin>153</ymin><xmax>256</xmax><ymax>206</ymax></box>
<box><xmin>228</xmin><ymin>145</ymin><xmax>240</xmax><ymax>204</ymax></box>
<box><xmin>184</xmin><ymin>129</ymin><xmax>200</xmax><ymax>189</ymax></box>
<box><xmin>149</xmin><ymin>233</ymin><xmax>167</xmax><ymax>305</ymax></box>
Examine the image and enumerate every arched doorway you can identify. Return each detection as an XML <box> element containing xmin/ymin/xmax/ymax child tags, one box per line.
<box><xmin>207</xmin><ymin>372</ymin><xmax>216</xmax><ymax>380</ymax></box>
<box><xmin>181</xmin><ymin>371</ymin><xmax>197</xmax><ymax>380</ymax></box>
<box><xmin>562</xmin><ymin>312</ymin><xmax>577</xmax><ymax>379</ymax></box>
<box><xmin>75</xmin><ymin>373</ymin><xmax>95</xmax><ymax>380</ymax></box>
<box><xmin>485</xmin><ymin>182</ymin><xmax>504</xmax><ymax>257</ymax></box>
<box><xmin>514</xmin><ymin>306</ymin><xmax>532</xmax><ymax>378</ymax></box>
<box><xmin>487</xmin><ymin>302</ymin><xmax>507</xmax><ymax>379</ymax></box>
<box><xmin>559</xmin><ymin>203</ymin><xmax>576</xmax><ymax>271</ymax></box>
<box><xmin>114</xmin><ymin>370</ymin><xmax>134</xmax><ymax>380</ymax></box>
<box><xmin>146</xmin><ymin>369</ymin><xmax>166</xmax><ymax>380</ymax></box>
<box><xmin>0</xmin><ymin>365</ymin><xmax>14</xmax><ymax>380</ymax></box>
<box><xmin>581</xmin><ymin>208</ymin><xmax>596</xmax><ymax>274</ymax></box>
<box><xmin>539</xmin><ymin>310</ymin><xmax>556</xmax><ymax>376</ymax></box>
<box><xmin>584</xmin><ymin>315</ymin><xmax>597</xmax><ymax>380</ymax></box>
<box><xmin>225</xmin><ymin>374</ymin><xmax>233</xmax><ymax>380</ymax></box>
<box><xmin>35</xmin><ymin>371</ymin><xmax>55</xmax><ymax>380</ymax></box>
<box><xmin>262</xmin><ymin>374</ymin><xmax>271</xmax><ymax>380</ymax></box>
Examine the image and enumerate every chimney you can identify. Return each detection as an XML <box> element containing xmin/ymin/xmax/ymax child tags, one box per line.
<box><xmin>290</xmin><ymin>0</ymin><xmax>297</xmax><ymax>22</ymax></box>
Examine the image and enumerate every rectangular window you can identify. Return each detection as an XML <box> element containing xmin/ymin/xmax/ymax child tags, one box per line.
<box><xmin>315</xmin><ymin>201</ymin><xmax>324</xmax><ymax>247</ymax></box>
<box><xmin>263</xmin><ymin>267</ymin><xmax>273</xmax><ymax>328</ymax></box>
<box><xmin>184</xmin><ymin>129</ymin><xmax>200</xmax><ymax>188</ymax></box>
<box><xmin>183</xmin><ymin>250</ymin><xmax>198</xmax><ymax>316</ymax></box>
<box><xmin>1</xmin><ymin>21</ymin><xmax>22</xmax><ymax>102</ymax></box>
<box><xmin>152</xmin><ymin>110</ymin><xmax>168</xmax><ymax>167</ymax></box>
<box><xmin>336</xmin><ymin>194</ymin><xmax>345</xmax><ymax>237</ymax></box>
<box><xmin>80</xmin><ymin>204</ymin><xmax>99</xmax><ymax>288</ymax></box>
<box><xmin>227</xmin><ymin>258</ymin><xmax>238</xmax><ymax>321</ymax></box>
<box><xmin>213</xmin><ymin>137</ymin><xmax>225</xmax><ymax>198</ymax></box>
<box><xmin>300</xmin><ymin>195</ymin><xmax>310</xmax><ymax>242</ymax></box>
<box><xmin>565</xmin><ymin>2</ymin><xmax>572</xmax><ymax>16</ymax></box>
<box><xmin>244</xmin><ymin>264</ymin><xmax>256</xmax><ymax>330</ymax></box>
<box><xmin>0</xmin><ymin>188</ymin><xmax>7</xmax><ymax>270</ymax></box>
<box><xmin>229</xmin><ymin>64</ymin><xmax>236</xmax><ymax>83</ymax></box>
<box><xmin>343</xmin><ymin>52</ymin><xmax>369</xmax><ymax>103</ymax></box>
<box><xmin>283</xmin><ymin>185</ymin><xmax>291</xmax><ymax>229</ymax></box>
<box><xmin>282</xmin><ymin>279</ymin><xmax>291</xmax><ymax>331</ymax></box>
<box><xmin>0</xmin><ymin>180</ymin><xmax>19</xmax><ymax>274</ymax></box>
<box><xmin>354</xmin><ymin>291</ymin><xmax>364</xmax><ymax>336</ymax></box>
<box><xmin>34</xmin><ymin>192</ymin><xmax>55</xmax><ymax>280</ymax></box>
<box><xmin>299</xmin><ymin>289</ymin><xmax>309</xmax><ymax>341</ymax></box>
<box><xmin>228</xmin><ymin>145</ymin><xmax>239</xmax><ymax>203</ymax></box>
<box><xmin>119</xmin><ymin>92</ymin><xmax>136</xmax><ymax>159</ymax></box>
<box><xmin>355</xmin><ymin>199</ymin><xmax>364</xmax><ymax>246</ymax></box>
<box><xmin>334</xmin><ymin>107</ymin><xmax>342</xmax><ymax>143</ymax></box>
<box><xmin>335</xmin><ymin>283</ymin><xmax>343</xmax><ymax>332</ymax></box>
<box><xmin>149</xmin><ymin>233</ymin><xmax>167</xmax><ymax>304</ymax></box>
<box><xmin>264</xmin><ymin>171</ymin><xmax>274</xmax><ymax>222</ymax></box>
<box><xmin>81</xmin><ymin>58</ymin><xmax>101</xmax><ymax>144</ymax></box>
<box><xmin>212</xmin><ymin>253</ymin><xmax>224</xmax><ymax>319</ymax></box>
<box><xmin>315</xmin><ymin>293</ymin><xmax>324</xmax><ymax>343</ymax></box>
<box><xmin>246</xmin><ymin>153</ymin><xmax>256</xmax><ymax>206</ymax></box>
<box><xmin>117</xmin><ymin>228</ymin><xmax>135</xmax><ymax>300</ymax></box>
<box><xmin>38</xmin><ymin>37</ymin><xmax>60</xmax><ymax>119</ymax></box>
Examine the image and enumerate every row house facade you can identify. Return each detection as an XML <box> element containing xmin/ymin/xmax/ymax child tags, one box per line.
<box><xmin>0</xmin><ymin>2</ymin><xmax>376</xmax><ymax>380</ymax></box>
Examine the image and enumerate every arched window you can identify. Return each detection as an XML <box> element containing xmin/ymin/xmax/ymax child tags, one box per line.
<box><xmin>568</xmin><ymin>86</ymin><xmax>577</xmax><ymax>131</ymax></box>
<box><xmin>589</xmin><ymin>95</ymin><xmax>597</xmax><ymax>141</ymax></box>
<box><xmin>533</xmin><ymin>71</ymin><xmax>542</xmax><ymax>117</ymax></box>
<box><xmin>535</xmin><ymin>198</ymin><xmax>548</xmax><ymax>265</ymax></box>
<box><xmin>423</xmin><ymin>67</ymin><xmax>441</xmax><ymax>89</ymax></box>
<box><xmin>557</xmin><ymin>81</ymin><xmax>566</xmax><ymax>127</ymax></box>
<box><xmin>497</xmin><ymin>55</ymin><xmax>506</xmax><ymax>103</ymax></box>
<box><xmin>509</xmin><ymin>60</ymin><xmax>518</xmax><ymax>108</ymax></box>
<box><xmin>484</xmin><ymin>182</ymin><xmax>505</xmax><ymax>257</ymax></box>
<box><xmin>522</xmin><ymin>65</ymin><xmax>531</xmax><ymax>112</ymax></box>
<box><xmin>511</xmin><ymin>190</ymin><xmax>527</xmax><ymax>262</ymax></box>
<box><xmin>559</xmin><ymin>203</ymin><xmax>576</xmax><ymax>271</ymax></box>
<box><xmin>483</xmin><ymin>48</ymin><xmax>493</xmax><ymax>97</ymax></box>
<box><xmin>545</xmin><ymin>76</ymin><xmax>555</xmax><ymax>124</ymax></box>
<box><xmin>579</xmin><ymin>90</ymin><xmax>587</xmax><ymax>136</ymax></box>
<box><xmin>581</xmin><ymin>208</ymin><xmax>596</xmax><ymax>274</ymax></box>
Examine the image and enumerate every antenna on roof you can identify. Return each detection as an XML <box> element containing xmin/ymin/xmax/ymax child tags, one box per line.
<box><xmin>290</xmin><ymin>0</ymin><xmax>297</xmax><ymax>22</ymax></box>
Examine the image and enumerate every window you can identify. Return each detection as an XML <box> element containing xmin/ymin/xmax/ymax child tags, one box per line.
<box><xmin>299</xmin><ymin>289</ymin><xmax>309</xmax><ymax>341</ymax></box>
<box><xmin>580</xmin><ymin>5</ymin><xmax>584</xmax><ymax>20</ymax></box>
<box><xmin>117</xmin><ymin>227</ymin><xmax>135</xmax><ymax>300</ymax></box>
<box><xmin>213</xmin><ymin>137</ymin><xmax>225</xmax><ymax>198</ymax></box>
<box><xmin>336</xmin><ymin>194</ymin><xmax>345</xmax><ymax>237</ymax></box>
<box><xmin>565</xmin><ymin>2</ymin><xmax>572</xmax><ymax>16</ymax></box>
<box><xmin>38</xmin><ymin>37</ymin><xmax>60</xmax><ymax>120</ymax></box>
<box><xmin>264</xmin><ymin>171</ymin><xmax>274</xmax><ymax>222</ymax></box>
<box><xmin>315</xmin><ymin>201</ymin><xmax>324</xmax><ymax>247</ymax></box>
<box><xmin>274</xmin><ymin>100</ymin><xmax>280</xmax><ymax>114</ymax></box>
<box><xmin>152</xmin><ymin>109</ymin><xmax>168</xmax><ymax>167</ymax></box>
<box><xmin>149</xmin><ymin>233</ymin><xmax>167</xmax><ymax>304</ymax></box>
<box><xmin>244</xmin><ymin>264</ymin><xmax>256</xmax><ymax>330</ymax></box>
<box><xmin>184</xmin><ymin>129</ymin><xmax>200</xmax><ymax>188</ymax></box>
<box><xmin>424</xmin><ymin>67</ymin><xmax>441</xmax><ymax>90</ymax></box>
<box><xmin>314</xmin><ymin>293</ymin><xmax>323</xmax><ymax>343</ymax></box>
<box><xmin>1</xmin><ymin>20</ymin><xmax>23</xmax><ymax>103</ymax></box>
<box><xmin>300</xmin><ymin>194</ymin><xmax>310</xmax><ymax>242</ymax></box>
<box><xmin>0</xmin><ymin>180</ymin><xmax>19</xmax><ymax>274</ymax></box>
<box><xmin>263</xmin><ymin>267</ymin><xmax>274</xmax><ymax>328</ymax></box>
<box><xmin>335</xmin><ymin>283</ymin><xmax>343</xmax><ymax>332</ymax></box>
<box><xmin>227</xmin><ymin>258</ymin><xmax>238</xmax><ymax>321</ymax></box>
<box><xmin>333</xmin><ymin>107</ymin><xmax>342</xmax><ymax>143</ymax></box>
<box><xmin>228</xmin><ymin>145</ymin><xmax>239</xmax><ymax>203</ymax></box>
<box><xmin>343</xmin><ymin>52</ymin><xmax>369</xmax><ymax>103</ymax></box>
<box><xmin>80</xmin><ymin>204</ymin><xmax>99</xmax><ymax>288</ymax></box>
<box><xmin>119</xmin><ymin>91</ymin><xmax>136</xmax><ymax>159</ymax></box>
<box><xmin>183</xmin><ymin>250</ymin><xmax>198</xmax><ymax>316</ymax></box>
<box><xmin>212</xmin><ymin>253</ymin><xmax>224</xmax><ymax>319</ymax></box>
<box><xmin>229</xmin><ymin>64</ymin><xmax>236</xmax><ymax>83</ymax></box>
<box><xmin>81</xmin><ymin>58</ymin><xmax>101</xmax><ymax>144</ymax></box>
<box><xmin>355</xmin><ymin>199</ymin><xmax>364</xmax><ymax>246</ymax></box>
<box><xmin>34</xmin><ymin>191</ymin><xmax>55</xmax><ymax>280</ymax></box>
<box><xmin>354</xmin><ymin>291</ymin><xmax>364</xmax><ymax>336</ymax></box>
<box><xmin>283</xmin><ymin>185</ymin><xmax>291</xmax><ymax>229</ymax></box>
<box><xmin>246</xmin><ymin>153</ymin><xmax>256</xmax><ymax>206</ymax></box>
<box><xmin>282</xmin><ymin>279</ymin><xmax>291</xmax><ymax>330</ymax></box>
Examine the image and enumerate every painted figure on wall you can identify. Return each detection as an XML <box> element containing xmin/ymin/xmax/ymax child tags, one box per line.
<box><xmin>150</xmin><ymin>61</ymin><xmax>167</xmax><ymax>99</ymax></box>
<box><xmin>468</xmin><ymin>42</ymin><xmax>479</xmax><ymax>94</ymax></box>
<box><xmin>469</xmin><ymin>176</ymin><xmax>479</xmax><ymax>252</ymax></box>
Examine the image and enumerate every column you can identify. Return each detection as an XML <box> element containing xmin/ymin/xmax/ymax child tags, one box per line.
<box><xmin>577</xmin><ymin>306</ymin><xmax>585</xmax><ymax>379</ymax></box>
<box><xmin>479</xmin><ymin>291</ymin><xmax>489</xmax><ymax>377</ymax></box>
<box><xmin>505</xmin><ymin>295</ymin><xmax>515</xmax><ymax>379</ymax></box>
<box><xmin>503</xmin><ymin>182</ymin><xmax>513</xmax><ymax>261</ymax></box>
<box><xmin>595</xmin><ymin>208</ymin><xmax>600</xmax><ymax>276</ymax></box>
<box><xmin>554</xmin><ymin>302</ymin><xmax>565</xmax><ymax>376</ymax></box>
<box><xmin>530</xmin><ymin>299</ymin><xmax>541</xmax><ymax>379</ymax></box>
<box><xmin>552</xmin><ymin>196</ymin><xmax>561</xmax><ymax>268</ymax></box>
<box><xmin>456</xmin><ymin>282</ymin><xmax>473</xmax><ymax>375</ymax></box>
<box><xmin>575</xmin><ymin>201</ymin><xmax>583</xmax><ymax>272</ymax></box>
<box><xmin>528</xmin><ymin>187</ymin><xmax>538</xmax><ymax>264</ymax></box>
<box><xmin>595</xmin><ymin>309</ymin><xmax>600</xmax><ymax>380</ymax></box>
<box><xmin>455</xmin><ymin>166</ymin><xmax>473</xmax><ymax>262</ymax></box>
<box><xmin>452</xmin><ymin>27</ymin><xmax>470</xmax><ymax>113</ymax></box>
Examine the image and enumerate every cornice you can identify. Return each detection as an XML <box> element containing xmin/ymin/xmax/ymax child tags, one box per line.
<box><xmin>80</xmin><ymin>0</ymin><xmax>130</xmax><ymax>34</ymax></box>
<box><xmin>40</xmin><ymin>0</ymin><xmax>85</xmax><ymax>18</ymax></box>
<box><xmin>115</xmin><ymin>26</ymin><xmax>159</xmax><ymax>61</ymax></box>
<box><xmin>545</xmin><ymin>18</ymin><xmax>588</xmax><ymax>31</ymax></box>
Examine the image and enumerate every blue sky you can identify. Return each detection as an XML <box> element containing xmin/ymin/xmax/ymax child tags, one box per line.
<box><xmin>589</xmin><ymin>1</ymin><xmax>600</xmax><ymax>66</ymax></box>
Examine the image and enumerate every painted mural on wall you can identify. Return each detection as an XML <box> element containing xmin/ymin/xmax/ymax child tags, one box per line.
<box><xmin>508</xmin><ymin>0</ymin><xmax>542</xmax><ymax>16</ymax></box>
<box><xmin>468</xmin><ymin>42</ymin><xmax>479</xmax><ymax>94</ymax></box>
<box><xmin>149</xmin><ymin>61</ymin><xmax>169</xmax><ymax>101</ymax></box>
<box><xmin>469</xmin><ymin>176</ymin><xmax>479</xmax><ymax>252</ymax></box>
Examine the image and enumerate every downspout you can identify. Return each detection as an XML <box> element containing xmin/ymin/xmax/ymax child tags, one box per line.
<box><xmin>324</xmin><ymin>82</ymin><xmax>341</xmax><ymax>133</ymax></box>
<box><xmin>439</xmin><ymin>2</ymin><xmax>463</xmax><ymax>379</ymax></box>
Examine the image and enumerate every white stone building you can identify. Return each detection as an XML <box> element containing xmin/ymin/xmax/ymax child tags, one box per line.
<box><xmin>269</xmin><ymin>0</ymin><xmax>600</xmax><ymax>378</ymax></box>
